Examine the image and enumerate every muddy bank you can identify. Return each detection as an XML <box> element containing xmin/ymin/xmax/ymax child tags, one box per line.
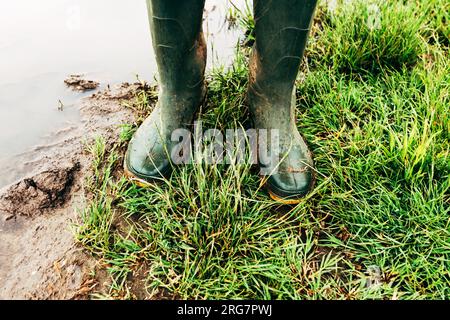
<box><xmin>0</xmin><ymin>83</ymin><xmax>141</xmax><ymax>299</ymax></box>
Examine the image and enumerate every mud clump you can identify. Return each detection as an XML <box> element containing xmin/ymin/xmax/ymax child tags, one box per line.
<box><xmin>0</xmin><ymin>162</ymin><xmax>80</xmax><ymax>217</ymax></box>
<box><xmin>64</xmin><ymin>74</ymin><xmax>99</xmax><ymax>91</ymax></box>
<box><xmin>90</xmin><ymin>82</ymin><xmax>150</xmax><ymax>101</ymax></box>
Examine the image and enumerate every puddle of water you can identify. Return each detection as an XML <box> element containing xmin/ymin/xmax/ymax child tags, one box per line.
<box><xmin>0</xmin><ymin>0</ymin><xmax>248</xmax><ymax>188</ymax></box>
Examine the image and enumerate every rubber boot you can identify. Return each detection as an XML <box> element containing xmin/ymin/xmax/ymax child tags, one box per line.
<box><xmin>248</xmin><ymin>0</ymin><xmax>318</xmax><ymax>204</ymax></box>
<box><xmin>125</xmin><ymin>0</ymin><xmax>206</xmax><ymax>185</ymax></box>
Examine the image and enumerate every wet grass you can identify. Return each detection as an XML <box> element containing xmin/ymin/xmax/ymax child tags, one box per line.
<box><xmin>76</xmin><ymin>0</ymin><xmax>449</xmax><ymax>299</ymax></box>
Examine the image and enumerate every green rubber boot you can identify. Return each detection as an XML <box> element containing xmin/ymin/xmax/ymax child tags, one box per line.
<box><xmin>125</xmin><ymin>0</ymin><xmax>206</xmax><ymax>185</ymax></box>
<box><xmin>248</xmin><ymin>0</ymin><xmax>318</xmax><ymax>204</ymax></box>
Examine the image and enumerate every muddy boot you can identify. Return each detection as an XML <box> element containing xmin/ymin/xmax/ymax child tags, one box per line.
<box><xmin>248</xmin><ymin>0</ymin><xmax>318</xmax><ymax>204</ymax></box>
<box><xmin>125</xmin><ymin>0</ymin><xmax>206</xmax><ymax>185</ymax></box>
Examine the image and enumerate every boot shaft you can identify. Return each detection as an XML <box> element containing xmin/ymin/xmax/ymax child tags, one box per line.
<box><xmin>146</xmin><ymin>0</ymin><xmax>206</xmax><ymax>94</ymax></box>
<box><xmin>250</xmin><ymin>0</ymin><xmax>318</xmax><ymax>98</ymax></box>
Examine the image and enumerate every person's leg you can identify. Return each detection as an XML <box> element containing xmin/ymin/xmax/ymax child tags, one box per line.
<box><xmin>125</xmin><ymin>0</ymin><xmax>206</xmax><ymax>184</ymax></box>
<box><xmin>249</xmin><ymin>0</ymin><xmax>318</xmax><ymax>203</ymax></box>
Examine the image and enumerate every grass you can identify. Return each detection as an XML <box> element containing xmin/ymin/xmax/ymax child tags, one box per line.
<box><xmin>76</xmin><ymin>0</ymin><xmax>449</xmax><ymax>299</ymax></box>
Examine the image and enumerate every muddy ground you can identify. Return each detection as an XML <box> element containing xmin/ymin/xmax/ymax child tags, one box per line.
<box><xmin>0</xmin><ymin>83</ymin><xmax>140</xmax><ymax>299</ymax></box>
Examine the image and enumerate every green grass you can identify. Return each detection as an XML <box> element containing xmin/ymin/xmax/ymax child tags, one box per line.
<box><xmin>76</xmin><ymin>0</ymin><xmax>449</xmax><ymax>299</ymax></box>
<box><xmin>308</xmin><ymin>1</ymin><xmax>425</xmax><ymax>75</ymax></box>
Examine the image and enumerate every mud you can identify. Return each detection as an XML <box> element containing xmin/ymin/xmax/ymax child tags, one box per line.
<box><xmin>0</xmin><ymin>164</ymin><xmax>80</xmax><ymax>217</ymax></box>
<box><xmin>0</xmin><ymin>83</ymin><xmax>141</xmax><ymax>299</ymax></box>
<box><xmin>64</xmin><ymin>75</ymin><xmax>100</xmax><ymax>92</ymax></box>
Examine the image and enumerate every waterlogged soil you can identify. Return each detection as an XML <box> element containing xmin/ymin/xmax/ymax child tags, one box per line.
<box><xmin>0</xmin><ymin>83</ymin><xmax>142</xmax><ymax>299</ymax></box>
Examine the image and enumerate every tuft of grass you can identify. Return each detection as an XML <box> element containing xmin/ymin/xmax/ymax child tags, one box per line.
<box><xmin>424</xmin><ymin>0</ymin><xmax>449</xmax><ymax>48</ymax></box>
<box><xmin>119</xmin><ymin>124</ymin><xmax>136</xmax><ymax>143</ymax></box>
<box><xmin>76</xmin><ymin>0</ymin><xmax>450</xmax><ymax>299</ymax></box>
<box><xmin>227</xmin><ymin>0</ymin><xmax>255</xmax><ymax>47</ymax></box>
<box><xmin>307</xmin><ymin>0</ymin><xmax>427</xmax><ymax>75</ymax></box>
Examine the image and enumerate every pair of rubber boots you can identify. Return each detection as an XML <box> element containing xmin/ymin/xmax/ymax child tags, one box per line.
<box><xmin>125</xmin><ymin>0</ymin><xmax>318</xmax><ymax>204</ymax></box>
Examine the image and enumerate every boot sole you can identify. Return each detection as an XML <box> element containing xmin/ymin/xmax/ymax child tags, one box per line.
<box><xmin>123</xmin><ymin>163</ymin><xmax>154</xmax><ymax>188</ymax></box>
<box><xmin>264</xmin><ymin>166</ymin><xmax>316</xmax><ymax>205</ymax></box>
<box><xmin>267</xmin><ymin>189</ymin><xmax>303</xmax><ymax>204</ymax></box>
